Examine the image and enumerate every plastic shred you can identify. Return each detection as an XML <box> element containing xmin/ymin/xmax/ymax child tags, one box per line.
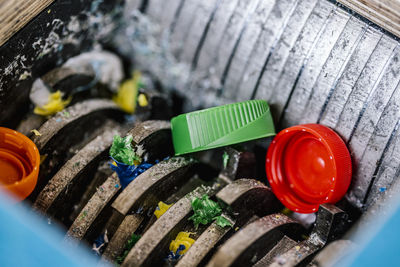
<box><xmin>222</xmin><ymin>151</ymin><xmax>229</xmax><ymax>168</ymax></box>
<box><xmin>138</xmin><ymin>93</ymin><xmax>149</xmax><ymax>107</ymax></box>
<box><xmin>168</xmin><ymin>232</ymin><xmax>195</xmax><ymax>260</ymax></box>
<box><xmin>33</xmin><ymin>91</ymin><xmax>72</xmax><ymax>116</ymax></box>
<box><xmin>189</xmin><ymin>194</ymin><xmax>222</xmax><ymax>229</ymax></box>
<box><xmin>62</xmin><ymin>111</ymin><xmax>70</xmax><ymax>118</ymax></box>
<box><xmin>282</xmin><ymin>207</ymin><xmax>292</xmax><ymax>216</ymax></box>
<box><xmin>116</xmin><ymin>233</ymin><xmax>141</xmax><ymax>264</ymax></box>
<box><xmin>30</xmin><ymin>129</ymin><xmax>42</xmax><ymax>136</ymax></box>
<box><xmin>109</xmin><ymin>159</ymin><xmax>153</xmax><ymax>189</ymax></box>
<box><xmin>215</xmin><ymin>215</ymin><xmax>233</xmax><ymax>228</ymax></box>
<box><xmin>109</xmin><ymin>135</ymin><xmax>141</xmax><ymax>166</ymax></box>
<box><xmin>92</xmin><ymin>230</ymin><xmax>109</xmax><ymax>256</ymax></box>
<box><xmin>154</xmin><ymin>201</ymin><xmax>173</xmax><ymax>219</ymax></box>
<box><xmin>40</xmin><ymin>155</ymin><xmax>47</xmax><ymax>165</ymax></box>
<box><xmin>167</xmin><ymin>244</ymin><xmax>186</xmax><ymax>261</ymax></box>
<box><xmin>113</xmin><ymin>71</ymin><xmax>141</xmax><ymax>113</ymax></box>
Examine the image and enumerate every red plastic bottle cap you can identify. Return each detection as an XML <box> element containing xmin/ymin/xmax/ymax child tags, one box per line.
<box><xmin>0</xmin><ymin>127</ymin><xmax>40</xmax><ymax>201</ymax></box>
<box><xmin>266</xmin><ymin>124</ymin><xmax>352</xmax><ymax>213</ymax></box>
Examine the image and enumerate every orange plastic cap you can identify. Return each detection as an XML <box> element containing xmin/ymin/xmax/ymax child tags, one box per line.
<box><xmin>0</xmin><ymin>127</ymin><xmax>40</xmax><ymax>200</ymax></box>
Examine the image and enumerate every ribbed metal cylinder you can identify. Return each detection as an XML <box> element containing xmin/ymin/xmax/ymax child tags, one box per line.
<box><xmin>125</xmin><ymin>0</ymin><xmax>400</xmax><ymax>210</ymax></box>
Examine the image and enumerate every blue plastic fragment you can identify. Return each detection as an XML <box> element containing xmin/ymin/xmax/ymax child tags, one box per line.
<box><xmin>379</xmin><ymin>187</ymin><xmax>387</xmax><ymax>192</ymax></box>
<box><xmin>109</xmin><ymin>157</ymin><xmax>153</xmax><ymax>189</ymax></box>
<box><xmin>136</xmin><ymin>206</ymin><xmax>144</xmax><ymax>214</ymax></box>
<box><xmin>124</xmin><ymin>114</ymin><xmax>137</xmax><ymax>123</ymax></box>
<box><xmin>92</xmin><ymin>232</ymin><xmax>108</xmax><ymax>256</ymax></box>
<box><xmin>166</xmin><ymin>244</ymin><xmax>186</xmax><ymax>261</ymax></box>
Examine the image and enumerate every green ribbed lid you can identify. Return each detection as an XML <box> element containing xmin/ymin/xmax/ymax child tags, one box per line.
<box><xmin>171</xmin><ymin>100</ymin><xmax>276</xmax><ymax>155</ymax></box>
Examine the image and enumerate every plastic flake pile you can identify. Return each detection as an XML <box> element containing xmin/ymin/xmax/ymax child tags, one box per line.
<box><xmin>109</xmin><ymin>135</ymin><xmax>141</xmax><ymax>165</ymax></box>
<box><xmin>189</xmin><ymin>194</ymin><xmax>232</xmax><ymax>229</ymax></box>
<box><xmin>109</xmin><ymin>135</ymin><xmax>153</xmax><ymax>189</ymax></box>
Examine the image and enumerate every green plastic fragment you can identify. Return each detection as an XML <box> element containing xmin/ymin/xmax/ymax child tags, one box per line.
<box><xmin>116</xmin><ymin>233</ymin><xmax>141</xmax><ymax>264</ymax></box>
<box><xmin>222</xmin><ymin>151</ymin><xmax>229</xmax><ymax>168</ymax></box>
<box><xmin>109</xmin><ymin>135</ymin><xmax>141</xmax><ymax>165</ymax></box>
<box><xmin>189</xmin><ymin>194</ymin><xmax>222</xmax><ymax>229</ymax></box>
<box><xmin>63</xmin><ymin>111</ymin><xmax>70</xmax><ymax>118</ymax></box>
<box><xmin>138</xmin><ymin>81</ymin><xmax>145</xmax><ymax>89</ymax></box>
<box><xmin>215</xmin><ymin>215</ymin><xmax>233</xmax><ymax>228</ymax></box>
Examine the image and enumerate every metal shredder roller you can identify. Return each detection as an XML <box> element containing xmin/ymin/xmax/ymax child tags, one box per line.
<box><xmin>0</xmin><ymin>0</ymin><xmax>399</xmax><ymax>266</ymax></box>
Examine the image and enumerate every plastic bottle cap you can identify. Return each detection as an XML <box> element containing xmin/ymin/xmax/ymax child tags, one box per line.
<box><xmin>0</xmin><ymin>151</ymin><xmax>26</xmax><ymax>184</ymax></box>
<box><xmin>0</xmin><ymin>127</ymin><xmax>40</xmax><ymax>200</ymax></box>
<box><xmin>171</xmin><ymin>100</ymin><xmax>275</xmax><ymax>155</ymax></box>
<box><xmin>266</xmin><ymin>124</ymin><xmax>352</xmax><ymax>213</ymax></box>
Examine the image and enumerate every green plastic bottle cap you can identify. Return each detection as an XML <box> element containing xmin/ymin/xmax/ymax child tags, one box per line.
<box><xmin>171</xmin><ymin>100</ymin><xmax>275</xmax><ymax>155</ymax></box>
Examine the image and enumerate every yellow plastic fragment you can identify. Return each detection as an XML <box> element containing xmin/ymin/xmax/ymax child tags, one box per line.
<box><xmin>301</xmin><ymin>234</ymin><xmax>309</xmax><ymax>240</ymax></box>
<box><xmin>154</xmin><ymin>201</ymin><xmax>173</xmax><ymax>219</ymax></box>
<box><xmin>113</xmin><ymin>71</ymin><xmax>141</xmax><ymax>113</ymax></box>
<box><xmin>281</xmin><ymin>207</ymin><xmax>292</xmax><ymax>216</ymax></box>
<box><xmin>138</xmin><ymin>93</ymin><xmax>148</xmax><ymax>107</ymax></box>
<box><xmin>34</xmin><ymin>91</ymin><xmax>72</xmax><ymax>116</ymax></box>
<box><xmin>30</xmin><ymin>129</ymin><xmax>42</xmax><ymax>136</ymax></box>
<box><xmin>295</xmin><ymin>245</ymin><xmax>301</xmax><ymax>251</ymax></box>
<box><xmin>40</xmin><ymin>154</ymin><xmax>47</xmax><ymax>165</ymax></box>
<box><xmin>169</xmin><ymin>232</ymin><xmax>195</xmax><ymax>256</ymax></box>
